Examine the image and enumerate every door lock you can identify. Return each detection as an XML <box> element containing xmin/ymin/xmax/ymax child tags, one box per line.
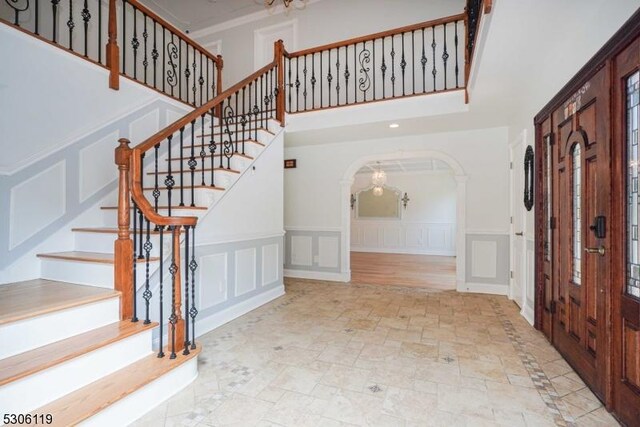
<box><xmin>584</xmin><ymin>246</ymin><xmax>606</xmax><ymax>256</ymax></box>
<box><xmin>589</xmin><ymin>216</ymin><xmax>606</xmax><ymax>239</ymax></box>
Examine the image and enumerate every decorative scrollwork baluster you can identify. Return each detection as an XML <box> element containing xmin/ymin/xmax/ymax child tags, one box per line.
<box><xmin>344</xmin><ymin>49</ymin><xmax>350</xmax><ymax>105</ymax></box>
<box><xmin>390</xmin><ymin>37</ymin><xmax>396</xmax><ymax>97</ymax></box>
<box><xmin>327</xmin><ymin>49</ymin><xmax>332</xmax><ymax>106</ymax></box>
<box><xmin>132</xmin><ymin>7</ymin><xmax>139</xmax><ymax>79</ymax></box>
<box><xmin>303</xmin><ymin>55</ymin><xmax>308</xmax><ymax>111</ymax></box>
<box><xmin>5</xmin><ymin>0</ymin><xmax>29</xmax><ymax>27</ymax></box>
<box><xmin>223</xmin><ymin>102</ymin><xmax>235</xmax><ymax>170</ymax></box>
<box><xmin>421</xmin><ymin>28</ymin><xmax>427</xmax><ymax>93</ymax></box>
<box><xmin>442</xmin><ymin>24</ymin><xmax>449</xmax><ymax>89</ymax></box>
<box><xmin>81</xmin><ymin>0</ymin><xmax>90</xmax><ymax>57</ymax></box>
<box><xmin>400</xmin><ymin>33</ymin><xmax>406</xmax><ymax>96</ymax></box>
<box><xmin>431</xmin><ymin>28</ymin><xmax>437</xmax><ymax>91</ymax></box>
<box><xmin>358</xmin><ymin>45</ymin><xmax>371</xmax><ymax>99</ymax></box>
<box><xmin>142</xmin><ymin>15</ymin><xmax>149</xmax><ymax>84</ymax></box>
<box><xmin>381</xmin><ymin>38</ymin><xmax>386</xmax><ymax>99</ymax></box>
<box><xmin>166</xmin><ymin>39</ymin><xmax>178</xmax><ymax>96</ymax></box>
<box><xmin>335</xmin><ymin>51</ymin><xmax>340</xmax><ymax>106</ymax></box>
<box><xmin>67</xmin><ymin>0</ymin><xmax>74</xmax><ymax>51</ymax></box>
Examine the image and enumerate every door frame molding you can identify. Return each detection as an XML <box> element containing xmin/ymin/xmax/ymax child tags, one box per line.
<box><xmin>509</xmin><ymin>129</ymin><xmax>529</xmax><ymax>314</ymax></box>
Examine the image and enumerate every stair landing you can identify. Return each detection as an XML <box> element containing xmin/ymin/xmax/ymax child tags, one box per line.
<box><xmin>0</xmin><ymin>279</ymin><xmax>119</xmax><ymax>326</ymax></box>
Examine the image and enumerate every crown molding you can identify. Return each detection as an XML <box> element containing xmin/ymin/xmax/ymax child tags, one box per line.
<box><xmin>189</xmin><ymin>0</ymin><xmax>325</xmax><ymax>40</ymax></box>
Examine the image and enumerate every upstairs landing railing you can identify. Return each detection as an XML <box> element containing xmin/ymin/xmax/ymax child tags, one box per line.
<box><xmin>0</xmin><ymin>0</ymin><xmax>223</xmax><ymax>106</ymax></box>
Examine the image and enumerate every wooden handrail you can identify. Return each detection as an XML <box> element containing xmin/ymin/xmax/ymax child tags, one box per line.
<box><xmin>127</xmin><ymin>60</ymin><xmax>277</xmax><ymax>229</ymax></box>
<box><xmin>286</xmin><ymin>13</ymin><xmax>466</xmax><ymax>58</ymax></box>
<box><xmin>126</xmin><ymin>0</ymin><xmax>222</xmax><ymax>67</ymax></box>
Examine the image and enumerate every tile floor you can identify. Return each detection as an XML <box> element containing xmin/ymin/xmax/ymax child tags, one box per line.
<box><xmin>132</xmin><ymin>279</ymin><xmax>620</xmax><ymax>427</ymax></box>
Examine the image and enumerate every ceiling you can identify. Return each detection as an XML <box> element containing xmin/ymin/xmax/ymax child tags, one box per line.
<box><xmin>356</xmin><ymin>159</ymin><xmax>451</xmax><ymax>175</ymax></box>
<box><xmin>139</xmin><ymin>0</ymin><xmax>270</xmax><ymax>31</ymax></box>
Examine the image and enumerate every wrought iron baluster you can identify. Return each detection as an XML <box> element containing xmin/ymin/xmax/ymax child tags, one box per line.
<box><xmin>206</xmin><ymin>59</ymin><xmax>210</xmax><ymax>102</ymax></box>
<box><xmin>320</xmin><ymin>51</ymin><xmax>323</xmax><ymax>108</ymax></box>
<box><xmin>400</xmin><ymin>32</ymin><xmax>406</xmax><ymax>96</ymax></box>
<box><xmin>67</xmin><ymin>0</ymin><xmax>74</xmax><ymax>51</ymax></box>
<box><xmin>82</xmin><ymin>0</ymin><xmax>90</xmax><ymax>57</ymax></box>
<box><xmin>192</xmin><ymin>52</ymin><xmax>197</xmax><ymax>106</ymax></box>
<box><xmin>178</xmin><ymin>39</ymin><xmax>183</xmax><ymax>101</ymax></box>
<box><xmin>241</xmin><ymin>87</ymin><xmax>247</xmax><ymax>155</ymax></box>
<box><xmin>209</xmin><ymin>108</ymin><xmax>216</xmax><ymax>187</ymax></box>
<box><xmin>223</xmin><ymin>99</ymin><xmax>234</xmax><ymax>170</ymax></box>
<box><xmin>152</xmin><ymin>22</ymin><xmax>158</xmax><ymax>88</ymax></box>
<box><xmin>442</xmin><ymin>24</ymin><xmax>449</xmax><ymax>89</ymax></box>
<box><xmin>303</xmin><ymin>55</ymin><xmax>308</xmax><ymax>111</ymax></box>
<box><xmin>421</xmin><ymin>28</ymin><xmax>427</xmax><ymax>92</ymax></box>
<box><xmin>261</xmin><ymin>74</ymin><xmax>266</xmax><ymax>130</ymax></box>
<box><xmin>455</xmin><ymin>21</ymin><xmax>459</xmax><ymax>88</ymax></box>
<box><xmin>179</xmin><ymin>127</ymin><xmax>185</xmax><ymax>206</ymax></box>
<box><xmin>391</xmin><ymin>36</ymin><xmax>396</xmax><ymax>97</ymax></box>
<box><xmin>344</xmin><ymin>48</ymin><xmax>349</xmax><ymax>105</ymax></box>
<box><xmin>143</xmin><ymin>14</ymin><xmax>148</xmax><ymax>84</ymax></box>
<box><xmin>6</xmin><ymin>0</ymin><xmax>30</xmax><ymax>28</ymax></box>
<box><xmin>98</xmin><ymin>0</ymin><xmax>101</xmax><ymax>61</ymax></box>
<box><xmin>372</xmin><ymin>39</ymin><xmax>376</xmax><ymax>100</ymax></box>
<box><xmin>359</xmin><ymin>42</ymin><xmax>371</xmax><ymax>102</ymax></box>
<box><xmin>168</xmin><ymin>226</ymin><xmax>178</xmax><ymax>359</ymax></box>
<box><xmin>381</xmin><ymin>38</ymin><xmax>386</xmax><ymax>99</ymax></box>
<box><xmin>143</xmin><ymin>216</ymin><xmax>152</xmax><ymax>324</ymax></box>
<box><xmin>138</xmin><ymin>156</ymin><xmax>144</xmax><ymax>261</ymax></box>
<box><xmin>431</xmin><ymin>27</ymin><xmax>436</xmax><ymax>91</ymax></box>
<box><xmin>311</xmin><ymin>53</ymin><xmax>316</xmax><ymax>108</ymax></box>
<box><xmin>327</xmin><ymin>49</ymin><xmax>332</xmax><ymax>106</ymax></box>
<box><xmin>162</xmin><ymin>29</ymin><xmax>166</xmax><ymax>92</ymax></box>
<box><xmin>353</xmin><ymin>42</ymin><xmax>356</xmax><ymax>102</ymax></box>
<box><xmin>189</xmin><ymin>120</ymin><xmax>196</xmax><ymax>207</ymax></box>
<box><xmin>247</xmin><ymin>82</ymin><xmax>253</xmax><ymax>146</ymax></box>
<box><xmin>167</xmin><ymin>35</ymin><xmax>178</xmax><ymax>97</ymax></box>
<box><xmin>199</xmin><ymin>53</ymin><xmax>204</xmax><ymax>107</ymax></box>
<box><xmin>184</xmin><ymin>44</ymin><xmax>190</xmax><ymax>105</ymax></box>
<box><xmin>411</xmin><ymin>30</ymin><xmax>415</xmax><ymax>94</ymax></box>
<box><xmin>253</xmin><ymin>80</ymin><xmax>259</xmax><ymax>140</ymax></box>
<box><xmin>153</xmin><ymin>143</ymin><xmax>160</xmax><ymax>213</ymax></box>
<box><xmin>287</xmin><ymin>57</ymin><xmax>292</xmax><ymax>112</ymax></box>
<box><xmin>165</xmin><ymin>135</ymin><xmax>174</xmax><ymax>216</ymax></box>
<box><xmin>189</xmin><ymin>225</ymin><xmax>197</xmax><ymax>350</ymax></box>
<box><xmin>295</xmin><ymin>57</ymin><xmax>300</xmax><ymax>112</ymax></box>
<box><xmin>157</xmin><ymin>226</ymin><xmax>164</xmax><ymax>357</ymax></box>
<box><xmin>52</xmin><ymin>0</ymin><xmax>60</xmax><ymax>43</ymax></box>
<box><xmin>132</xmin><ymin>7</ymin><xmax>139</xmax><ymax>79</ymax></box>
<box><xmin>200</xmin><ymin>114</ymin><xmax>206</xmax><ymax>186</ymax></box>
<box><xmin>35</xmin><ymin>0</ymin><xmax>39</xmax><ymax>33</ymax></box>
<box><xmin>183</xmin><ymin>225</ymin><xmax>191</xmax><ymax>354</ymax></box>
<box><xmin>335</xmin><ymin>49</ymin><xmax>340</xmax><ymax>106</ymax></box>
<box><xmin>235</xmin><ymin>92</ymin><xmax>239</xmax><ymax>153</ymax></box>
<box><xmin>131</xmin><ymin>201</ymin><xmax>139</xmax><ymax>322</ymax></box>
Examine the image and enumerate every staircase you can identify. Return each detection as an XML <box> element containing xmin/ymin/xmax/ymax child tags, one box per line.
<box><xmin>0</xmin><ymin>0</ymin><xmax>488</xmax><ymax>423</ymax></box>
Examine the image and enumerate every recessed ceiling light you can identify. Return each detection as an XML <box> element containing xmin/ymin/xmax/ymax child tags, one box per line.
<box><xmin>389</xmin><ymin>123</ymin><xmax>399</xmax><ymax>128</ymax></box>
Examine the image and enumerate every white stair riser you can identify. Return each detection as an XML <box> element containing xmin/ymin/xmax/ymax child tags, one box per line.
<box><xmin>40</xmin><ymin>259</ymin><xmax>148</xmax><ymax>289</ymax></box>
<box><xmin>80</xmin><ymin>357</ymin><xmax>198</xmax><ymax>427</ymax></box>
<box><xmin>165</xmin><ymin>154</ymin><xmax>250</xmax><ymax>171</ymax></box>
<box><xmin>0</xmin><ymin>331</ymin><xmax>153</xmax><ymax>417</ymax></box>
<box><xmin>0</xmin><ymin>297</ymin><xmax>120</xmax><ymax>359</ymax></box>
<box><xmin>138</xmin><ymin>188</ymin><xmax>225</xmax><ymax>210</ymax></box>
<box><xmin>74</xmin><ymin>233</ymin><xmax>167</xmax><ymax>258</ymax></box>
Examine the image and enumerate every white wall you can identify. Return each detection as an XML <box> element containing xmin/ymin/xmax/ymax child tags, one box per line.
<box><xmin>192</xmin><ymin>0</ymin><xmax>464</xmax><ymax>88</ymax></box>
<box><xmin>284</xmin><ymin>126</ymin><xmax>511</xmax><ymax>290</ymax></box>
<box><xmin>350</xmin><ymin>171</ymin><xmax>456</xmax><ymax>255</ymax></box>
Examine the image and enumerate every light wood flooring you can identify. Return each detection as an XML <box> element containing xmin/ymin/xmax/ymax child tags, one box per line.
<box><xmin>350</xmin><ymin>252</ymin><xmax>456</xmax><ymax>290</ymax></box>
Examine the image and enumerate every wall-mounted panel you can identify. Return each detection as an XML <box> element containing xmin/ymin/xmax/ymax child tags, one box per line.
<box><xmin>9</xmin><ymin>161</ymin><xmax>66</xmax><ymax>249</ymax></box>
<box><xmin>290</xmin><ymin>235</ymin><xmax>313</xmax><ymax>266</ymax></box>
<box><xmin>235</xmin><ymin>248</ymin><xmax>257</xmax><ymax>296</ymax></box>
<box><xmin>351</xmin><ymin>221</ymin><xmax>455</xmax><ymax>255</ymax></box>
<box><xmin>471</xmin><ymin>240</ymin><xmax>497</xmax><ymax>278</ymax></box>
<box><xmin>199</xmin><ymin>253</ymin><xmax>228</xmax><ymax>309</ymax></box>
<box><xmin>262</xmin><ymin>244</ymin><xmax>279</xmax><ymax>286</ymax></box>
<box><xmin>129</xmin><ymin>110</ymin><xmax>160</xmax><ymax>145</ymax></box>
<box><xmin>318</xmin><ymin>236</ymin><xmax>339</xmax><ymax>268</ymax></box>
<box><xmin>465</xmin><ymin>234</ymin><xmax>510</xmax><ymax>286</ymax></box>
<box><xmin>79</xmin><ymin>130</ymin><xmax>119</xmax><ymax>202</ymax></box>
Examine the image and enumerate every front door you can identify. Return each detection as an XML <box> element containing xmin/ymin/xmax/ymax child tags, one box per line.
<box><xmin>612</xmin><ymin>36</ymin><xmax>640</xmax><ymax>426</ymax></box>
<box><xmin>551</xmin><ymin>66</ymin><xmax>610</xmax><ymax>400</ymax></box>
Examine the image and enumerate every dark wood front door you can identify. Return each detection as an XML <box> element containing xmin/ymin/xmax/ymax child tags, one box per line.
<box><xmin>551</xmin><ymin>67</ymin><xmax>610</xmax><ymax>400</ymax></box>
<box><xmin>612</xmin><ymin>36</ymin><xmax>640</xmax><ymax>427</ymax></box>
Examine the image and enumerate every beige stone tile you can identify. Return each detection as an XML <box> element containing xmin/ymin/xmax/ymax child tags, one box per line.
<box><xmin>317</xmin><ymin>344</ymin><xmax>362</xmax><ymax>366</ymax></box>
<box><xmin>346</xmin><ymin>318</ymin><xmax>378</xmax><ymax>331</ymax></box>
<box><xmin>270</xmin><ymin>366</ymin><xmax>325</xmax><ymax>394</ymax></box>
<box><xmin>400</xmin><ymin>341</ymin><xmax>439</xmax><ymax>360</ymax></box>
<box><xmin>322</xmin><ymin>389</ymin><xmax>386</xmax><ymax>425</ymax></box>
<box><xmin>208</xmin><ymin>395</ymin><xmax>273</xmax><ymax>425</ymax></box>
<box><xmin>459</xmin><ymin>358</ymin><xmax>509</xmax><ymax>383</ymax></box>
<box><xmin>382</xmin><ymin>386</ymin><xmax>439</xmax><ymax>421</ymax></box>
<box><xmin>437</xmin><ymin>383</ymin><xmax>493</xmax><ymax>419</ymax></box>
<box><xmin>320</xmin><ymin>364</ymin><xmax>371</xmax><ymax>392</ymax></box>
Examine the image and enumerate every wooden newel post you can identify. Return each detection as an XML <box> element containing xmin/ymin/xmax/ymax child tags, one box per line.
<box><xmin>106</xmin><ymin>0</ymin><xmax>120</xmax><ymax>90</ymax></box>
<box><xmin>114</xmin><ymin>138</ymin><xmax>133</xmax><ymax>320</ymax></box>
<box><xmin>274</xmin><ymin>39</ymin><xmax>286</xmax><ymax>126</ymax></box>
<box><xmin>215</xmin><ymin>55</ymin><xmax>224</xmax><ymax>119</ymax></box>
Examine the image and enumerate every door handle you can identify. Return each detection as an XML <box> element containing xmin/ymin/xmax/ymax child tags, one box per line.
<box><xmin>515</xmin><ymin>232</ymin><xmax>524</xmax><ymax>236</ymax></box>
<box><xmin>584</xmin><ymin>246</ymin><xmax>605</xmax><ymax>256</ymax></box>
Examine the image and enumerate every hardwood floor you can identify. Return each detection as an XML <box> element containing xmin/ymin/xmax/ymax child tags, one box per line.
<box><xmin>350</xmin><ymin>252</ymin><xmax>456</xmax><ymax>290</ymax></box>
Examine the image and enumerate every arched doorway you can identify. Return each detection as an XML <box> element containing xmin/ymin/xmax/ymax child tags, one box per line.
<box><xmin>340</xmin><ymin>150</ymin><xmax>467</xmax><ymax>290</ymax></box>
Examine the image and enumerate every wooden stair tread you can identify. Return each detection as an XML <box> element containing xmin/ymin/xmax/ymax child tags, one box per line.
<box><xmin>0</xmin><ymin>321</ymin><xmax>157</xmax><ymax>387</ymax></box>
<box><xmin>142</xmin><ymin>185</ymin><xmax>225</xmax><ymax>191</ymax></box>
<box><xmin>165</xmin><ymin>153</ymin><xmax>254</xmax><ymax>161</ymax></box>
<box><xmin>33</xmin><ymin>345</ymin><xmax>201</xmax><ymax>426</ymax></box>
<box><xmin>99</xmin><ymin>206</ymin><xmax>208</xmax><ymax>211</ymax></box>
<box><xmin>199</xmin><ymin>127</ymin><xmax>275</xmax><ymax>138</ymax></box>
<box><xmin>0</xmin><ymin>280</ymin><xmax>120</xmax><ymax>326</ymax></box>
<box><xmin>37</xmin><ymin>252</ymin><xmax>159</xmax><ymax>264</ymax></box>
<box><xmin>149</xmin><ymin>167</ymin><xmax>241</xmax><ymax>175</ymax></box>
<box><xmin>184</xmin><ymin>139</ymin><xmax>265</xmax><ymax>148</ymax></box>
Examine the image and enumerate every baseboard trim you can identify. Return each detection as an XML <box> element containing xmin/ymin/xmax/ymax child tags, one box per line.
<box><xmin>284</xmin><ymin>269</ymin><xmax>350</xmax><ymax>283</ymax></box>
<box><xmin>521</xmin><ymin>301</ymin><xmax>535</xmax><ymax>326</ymax></box>
<box><xmin>196</xmin><ymin>285</ymin><xmax>285</xmax><ymax>338</ymax></box>
<box><xmin>351</xmin><ymin>248</ymin><xmax>456</xmax><ymax>256</ymax></box>
<box><xmin>457</xmin><ymin>282</ymin><xmax>508</xmax><ymax>295</ymax></box>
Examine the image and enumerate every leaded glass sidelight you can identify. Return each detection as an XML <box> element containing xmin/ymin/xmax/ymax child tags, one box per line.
<box><xmin>544</xmin><ymin>135</ymin><xmax>552</xmax><ymax>261</ymax></box>
<box><xmin>627</xmin><ymin>71</ymin><xmax>640</xmax><ymax>298</ymax></box>
<box><xmin>572</xmin><ymin>143</ymin><xmax>582</xmax><ymax>285</ymax></box>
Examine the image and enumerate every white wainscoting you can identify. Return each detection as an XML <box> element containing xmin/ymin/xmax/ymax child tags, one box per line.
<box><xmin>350</xmin><ymin>221</ymin><xmax>455</xmax><ymax>256</ymax></box>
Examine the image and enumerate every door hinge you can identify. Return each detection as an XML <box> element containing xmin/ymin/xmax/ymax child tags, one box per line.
<box><xmin>510</xmin><ymin>162</ymin><xmax>513</xmax><ymax>170</ymax></box>
<box><xmin>510</xmin><ymin>271</ymin><xmax>514</xmax><ymax>279</ymax></box>
<box><xmin>550</xmin><ymin>300</ymin><xmax>557</xmax><ymax>314</ymax></box>
<box><xmin>510</xmin><ymin>216</ymin><xmax>513</xmax><ymax>224</ymax></box>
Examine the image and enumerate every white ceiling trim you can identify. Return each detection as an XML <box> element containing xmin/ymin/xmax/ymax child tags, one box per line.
<box><xmin>189</xmin><ymin>0</ymin><xmax>325</xmax><ymax>39</ymax></box>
